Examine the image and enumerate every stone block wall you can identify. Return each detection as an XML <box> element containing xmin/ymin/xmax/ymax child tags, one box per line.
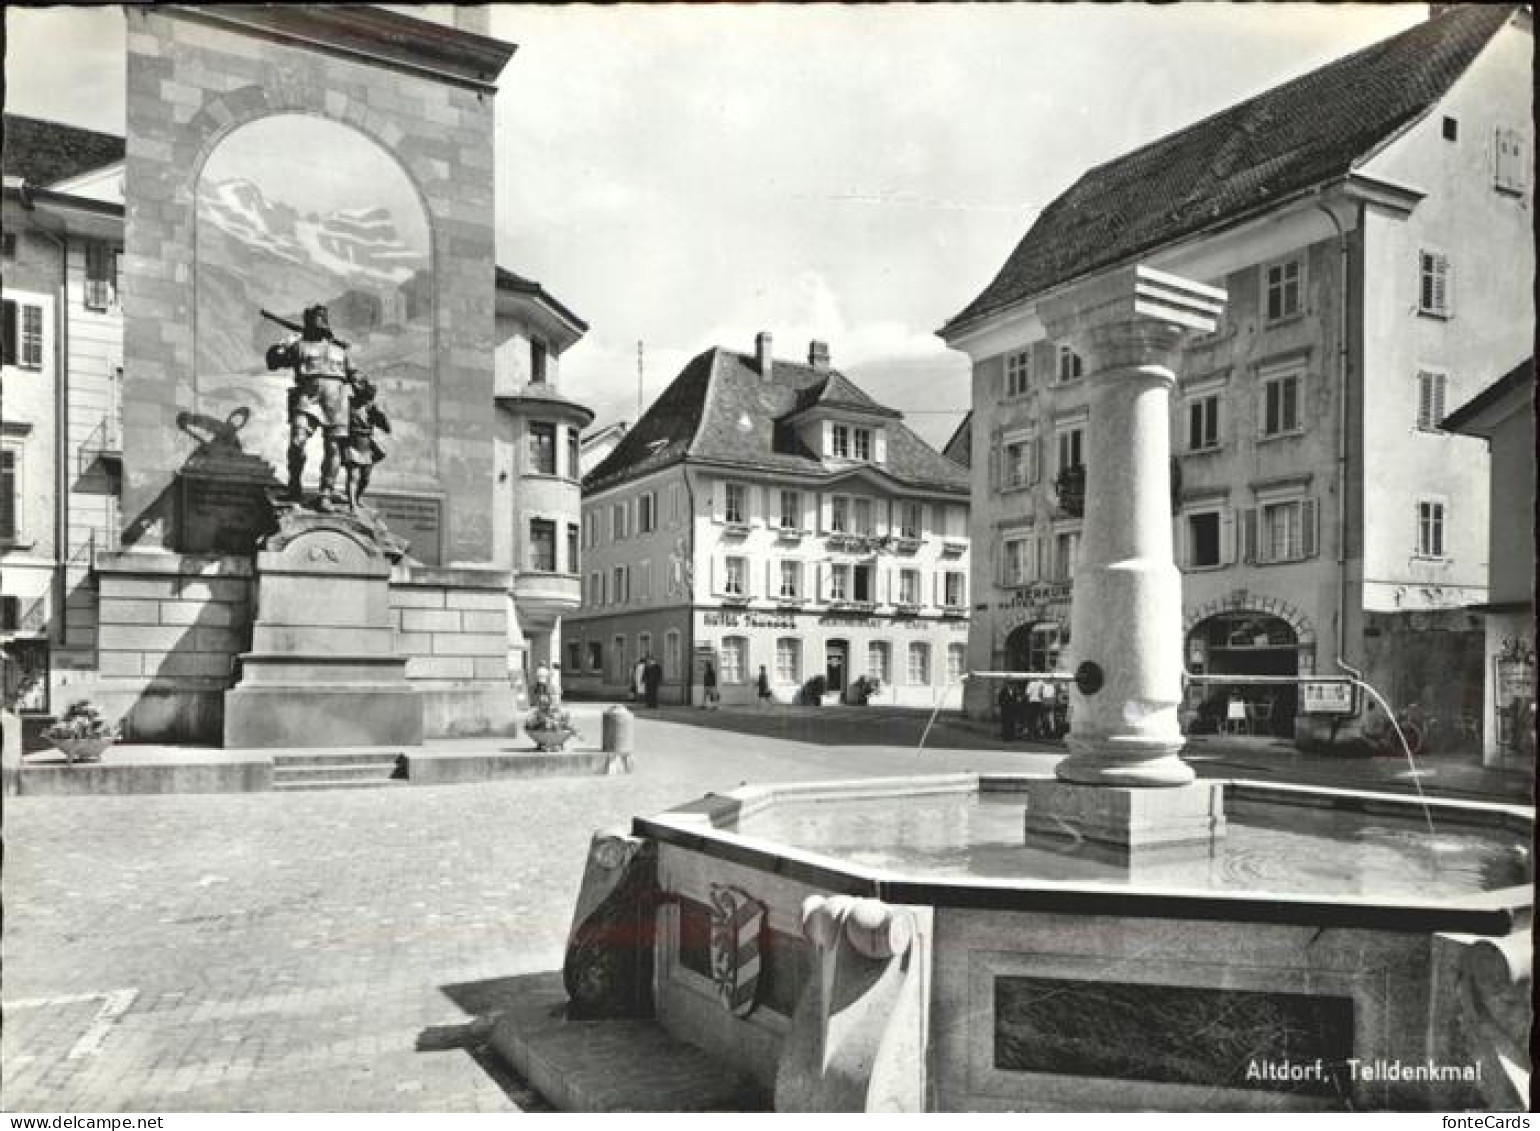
<box><xmin>122</xmin><ymin>7</ymin><xmax>498</xmax><ymax>563</ymax></box>
<box><xmin>390</xmin><ymin>565</ymin><xmax>516</xmax><ymax>738</ymax></box>
<box><xmin>89</xmin><ymin>553</ymin><xmax>253</xmax><ymax>743</ymax></box>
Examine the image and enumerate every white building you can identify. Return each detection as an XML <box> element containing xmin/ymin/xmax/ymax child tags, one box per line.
<box><xmin>566</xmin><ymin>335</ymin><xmax>972</xmax><ymax>707</ymax></box>
<box><xmin>940</xmin><ymin>6</ymin><xmax>1533</xmax><ymax>755</ymax></box>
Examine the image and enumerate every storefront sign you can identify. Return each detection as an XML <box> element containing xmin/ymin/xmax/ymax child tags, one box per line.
<box><xmin>1300</xmin><ymin>681</ymin><xmax>1354</xmax><ymax>714</ymax></box>
<box><xmin>704</xmin><ymin>611</ymin><xmax>796</xmax><ymax>630</ymax></box>
<box><xmin>997</xmin><ymin>582</ymin><xmax>1072</xmax><ymax>608</ymax></box>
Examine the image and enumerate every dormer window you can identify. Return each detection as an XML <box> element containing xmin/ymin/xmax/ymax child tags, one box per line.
<box><xmin>831</xmin><ymin>424</ymin><xmax>850</xmax><ymax>459</ymax></box>
<box><xmin>853</xmin><ymin>427</ymin><xmax>872</xmax><ymax>461</ymax></box>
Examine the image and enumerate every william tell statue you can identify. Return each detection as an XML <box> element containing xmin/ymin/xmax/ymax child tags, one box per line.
<box><xmin>263</xmin><ymin>304</ymin><xmax>356</xmax><ymax>509</ymax></box>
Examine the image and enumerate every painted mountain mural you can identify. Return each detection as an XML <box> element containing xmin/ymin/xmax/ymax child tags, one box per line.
<box><xmin>194</xmin><ymin>174</ymin><xmax>435</xmax><ymax>487</ymax></box>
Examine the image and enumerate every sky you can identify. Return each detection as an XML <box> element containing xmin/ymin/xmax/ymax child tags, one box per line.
<box><xmin>4</xmin><ymin>2</ymin><xmax>1428</xmax><ymax>448</ymax></box>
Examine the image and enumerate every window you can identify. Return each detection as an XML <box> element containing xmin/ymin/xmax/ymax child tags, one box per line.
<box><xmin>566</xmin><ymin>524</ymin><xmax>579</xmax><ymax>574</ymax></box>
<box><xmin>868</xmin><ymin>641</ymin><xmax>892</xmax><ymax>683</ymax></box>
<box><xmin>612</xmin><ymin>501</ymin><xmax>628</xmax><ymax>540</ymax></box>
<box><xmin>567</xmin><ymin>428</ymin><xmax>580</xmax><ymax>479</ymax></box>
<box><xmin>664</xmin><ymin>631</ymin><xmax>681</xmax><ymax>680</ymax></box>
<box><xmin>1187</xmin><ymin>394</ymin><xmax>1220</xmax><ymax>451</ymax></box>
<box><xmin>898</xmin><ymin>501</ymin><xmax>922</xmax><ymax>540</ymax></box>
<box><xmin>1005</xmin><ymin>537</ymin><xmax>1033</xmax><ymax>586</ymax></box>
<box><xmin>853</xmin><ymin>428</ymin><xmax>872</xmax><ymax>461</ymax></box>
<box><xmin>778</xmin><ymin>560</ymin><xmax>802</xmax><ymax>600</ymax></box>
<box><xmin>1005</xmin><ymin>350</ymin><xmax>1031</xmax><ymax>397</ymax></box>
<box><xmin>775</xmin><ymin>638</ymin><xmax>801</xmax><ymax>684</ymax></box>
<box><xmin>0</xmin><ymin>449</ymin><xmax>17</xmax><ymax>541</ymax></box>
<box><xmin>586</xmin><ymin>641</ymin><xmax>603</xmax><ymax>671</ymax></box>
<box><xmin>1495</xmin><ymin>127</ymin><xmax>1527</xmax><ymax>194</ymax></box>
<box><xmin>587</xmin><ymin>571</ymin><xmax>600</xmax><ymax>605</ymax></box>
<box><xmin>638</xmin><ymin>492</ymin><xmax>656</xmax><ymax>533</ymax></box>
<box><xmin>853</xmin><ymin>497</ymin><xmax>874</xmax><ymax>535</ymax></box>
<box><xmin>1417</xmin><ymin>500</ymin><xmax>1446</xmax><ymax>558</ymax></box>
<box><xmin>612</xmin><ymin>565</ymin><xmax>629</xmax><ymax>604</ymax></box>
<box><xmin>1264</xmin><ymin>257</ymin><xmax>1303</xmax><ymax>322</ymax></box>
<box><xmin>567</xmin><ymin>642</ymin><xmax>582</xmax><ymax>672</ymax></box>
<box><xmin>530</xmin><ymin>339</ymin><xmax>548</xmax><ymax>383</ymax></box>
<box><xmin>85</xmin><ymin>241</ymin><xmax>120</xmax><ymax>311</ymax></box>
<box><xmin>1056</xmin><ymin>345</ymin><xmax>1083</xmax><ymax>383</ymax></box>
<box><xmin>831</xmin><ymin>424</ymin><xmax>850</xmax><ymax>458</ymax></box>
<box><xmin>1416</xmin><ymin>369</ymin><xmax>1447</xmax><ymax>431</ymax></box>
<box><xmin>2</xmin><ymin>300</ymin><xmax>43</xmax><ymax>369</ymax></box>
<box><xmin>944</xmin><ymin>571</ymin><xmax>966</xmax><ymax>608</ymax></box>
<box><xmin>720</xmin><ymin>637</ymin><xmax>747</xmax><ymax>683</ymax></box>
<box><xmin>638</xmin><ymin>632</ymin><xmax>652</xmax><ymax>664</ymax></box>
<box><xmin>907</xmin><ymin>642</ymin><xmax>931</xmax><ymax>686</ymax></box>
<box><xmin>828</xmin><ymin>564</ymin><xmax>849</xmax><ymax>601</ymax></box>
<box><xmin>1442</xmin><ymin>116</ymin><xmax>1459</xmax><ymax>142</ymax></box>
<box><xmin>1056</xmin><ymin>428</ymin><xmax>1083</xmax><ymax>474</ymax></box>
<box><xmin>529</xmin><ymin>518</ymin><xmax>556</xmax><ymax>571</ymax></box>
<box><xmin>1005</xmin><ymin>435</ymin><xmax>1037</xmax><ymax>489</ymax></box>
<box><xmin>723</xmin><ymin>556</ymin><xmax>746</xmax><ymax>597</ymax></box>
<box><xmin>1243</xmin><ymin>498</ymin><xmax>1318</xmax><ymax>564</ymax></box>
<box><xmin>1418</xmin><ymin>250</ymin><xmax>1452</xmax><ymax>317</ymax></box>
<box><xmin>528</xmin><ymin>422</ymin><xmax>557</xmax><ymax>474</ymax></box>
<box><xmin>946</xmin><ymin>643</ymin><xmax>966</xmax><ymax>686</ymax></box>
<box><xmin>1029</xmin><ymin>624</ymin><xmax>1061</xmax><ymax>673</ymax></box>
<box><xmin>1186</xmin><ymin>512</ymin><xmax>1222</xmax><ymax>568</ymax></box>
<box><xmin>779</xmin><ymin>489</ymin><xmax>801</xmax><ymax>530</ymax></box>
<box><xmin>852</xmin><ymin>563</ymin><xmax>874</xmax><ymax>603</ymax></box>
<box><xmin>724</xmin><ymin>483</ymin><xmax>746</xmax><ymax>525</ymax></box>
<box><xmin>829</xmin><ymin>495</ymin><xmax>849</xmax><ymax>534</ymax></box>
<box><xmin>611</xmin><ymin>635</ymin><xmax>627</xmax><ymax>683</ymax></box>
<box><xmin>636</xmin><ymin>559</ymin><xmax>651</xmax><ymax>601</ymax></box>
<box><xmin>1053</xmin><ymin>530</ymin><xmax>1080</xmax><ymax>582</ymax></box>
<box><xmin>1261</xmin><ymin>373</ymin><xmax>1301</xmax><ymax>437</ymax></box>
<box><xmin>898</xmin><ymin>569</ymin><xmax>921</xmax><ymax>606</ymax></box>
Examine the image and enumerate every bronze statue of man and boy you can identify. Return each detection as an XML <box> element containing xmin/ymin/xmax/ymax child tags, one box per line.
<box><xmin>262</xmin><ymin>304</ymin><xmax>389</xmax><ymax>512</ymax></box>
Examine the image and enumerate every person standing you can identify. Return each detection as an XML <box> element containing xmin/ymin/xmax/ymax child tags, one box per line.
<box><xmin>1022</xmin><ymin>677</ymin><xmax>1045</xmax><ymax>740</ymax></box>
<box><xmin>643</xmin><ymin>657</ymin><xmax>663</xmax><ymax>709</ymax></box>
<box><xmin>702</xmin><ymin>661</ymin><xmax>719</xmax><ymax>709</ymax></box>
<box><xmin>633</xmin><ymin>657</ymin><xmax>646</xmax><ymax>702</ymax></box>
<box><xmin>997</xmin><ymin>680</ymin><xmax>1019</xmax><ymax>742</ymax></box>
<box><xmin>756</xmin><ymin>665</ymin><xmax>772</xmax><ymax>708</ymax></box>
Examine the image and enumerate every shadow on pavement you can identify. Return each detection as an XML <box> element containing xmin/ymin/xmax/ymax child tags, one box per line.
<box><xmin>429</xmin><ymin>975</ymin><xmax>559</xmax><ymax>1112</ymax></box>
<box><xmin>635</xmin><ymin>702</ymin><xmax>1056</xmax><ymax>752</ymax></box>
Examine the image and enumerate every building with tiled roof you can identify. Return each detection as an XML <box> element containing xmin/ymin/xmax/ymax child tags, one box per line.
<box><xmin>567</xmin><ymin>334</ymin><xmax>972</xmax><ymax>708</ymax></box>
<box><xmin>2</xmin><ymin>113</ymin><xmax>125</xmax><ymax>189</ymax></box>
<box><xmin>940</xmin><ymin>5</ymin><xmax>1532</xmax><ymax>754</ymax></box>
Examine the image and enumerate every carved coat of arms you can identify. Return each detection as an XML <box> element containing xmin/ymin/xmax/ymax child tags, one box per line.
<box><xmin>708</xmin><ymin>884</ymin><xmax>766</xmax><ymax>1018</ymax></box>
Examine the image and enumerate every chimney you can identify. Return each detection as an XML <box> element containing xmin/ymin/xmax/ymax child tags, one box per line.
<box><xmin>808</xmin><ymin>340</ymin><xmax>831</xmax><ymax>372</ymax></box>
<box><xmin>755</xmin><ymin>332</ymin><xmax>774</xmax><ymax>381</ymax></box>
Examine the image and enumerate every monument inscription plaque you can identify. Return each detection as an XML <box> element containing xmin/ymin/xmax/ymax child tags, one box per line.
<box><xmin>369</xmin><ymin>492</ymin><xmax>443</xmax><ymax>565</ymax></box>
<box><xmin>176</xmin><ymin>473</ymin><xmax>277</xmax><ymax>555</ymax></box>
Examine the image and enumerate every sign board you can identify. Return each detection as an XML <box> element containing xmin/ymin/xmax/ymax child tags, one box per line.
<box><xmin>1300</xmin><ymin>681</ymin><xmax>1354</xmax><ymax>714</ymax></box>
<box><xmin>370</xmin><ymin>492</ymin><xmax>444</xmax><ymax>566</ymax></box>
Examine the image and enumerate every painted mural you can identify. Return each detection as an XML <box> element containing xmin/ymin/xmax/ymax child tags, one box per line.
<box><xmin>193</xmin><ymin>115</ymin><xmax>434</xmax><ymax>486</ymax></box>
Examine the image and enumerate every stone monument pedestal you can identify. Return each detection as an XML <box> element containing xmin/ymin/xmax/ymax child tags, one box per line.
<box><xmin>224</xmin><ymin>507</ymin><xmax>421</xmax><ymax>748</ymax></box>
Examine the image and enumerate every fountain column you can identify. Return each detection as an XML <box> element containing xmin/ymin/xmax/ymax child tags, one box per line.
<box><xmin>1023</xmin><ymin>266</ymin><xmax>1227</xmax><ymax>848</ymax></box>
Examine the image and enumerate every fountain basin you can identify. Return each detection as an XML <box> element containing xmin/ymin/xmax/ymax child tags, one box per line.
<box><xmin>564</xmin><ymin>773</ymin><xmax>1531</xmax><ymax>1112</ymax></box>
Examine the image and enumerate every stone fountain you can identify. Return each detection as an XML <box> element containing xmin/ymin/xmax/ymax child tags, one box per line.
<box><xmin>505</xmin><ymin>267</ymin><xmax>1531</xmax><ymax>1113</ymax></box>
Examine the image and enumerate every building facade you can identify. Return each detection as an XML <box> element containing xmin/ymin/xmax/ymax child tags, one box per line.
<box><xmin>1443</xmin><ymin>359</ymin><xmax>1536</xmax><ymax>767</ymax></box>
<box><xmin>1</xmin><ymin>6</ymin><xmax>591</xmax><ymax>743</ymax></box>
<box><xmin>940</xmin><ymin>5</ymin><xmax>1533</xmax><ymax>753</ymax></box>
<box><xmin>565</xmin><ymin>336</ymin><xmax>971</xmax><ymax>708</ymax></box>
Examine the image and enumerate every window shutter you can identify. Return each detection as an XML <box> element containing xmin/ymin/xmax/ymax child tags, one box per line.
<box><xmin>1432</xmin><ymin>254</ymin><xmax>1451</xmax><ymax>316</ymax></box>
<box><xmin>819</xmin><ymin>493</ymin><xmax>832</xmax><ymax>533</ymax></box>
<box><xmin>710</xmin><ymin>484</ymin><xmax>723</xmax><ymax>523</ymax></box>
<box><xmin>1034</xmin><ymin>537</ymin><xmax>1045</xmax><ymax>583</ymax></box>
<box><xmin>1030</xmin><ymin>438</ymin><xmax>1042</xmax><ymax>485</ymax></box>
<box><xmin>1241</xmin><ymin>508</ymin><xmax>1258</xmax><ymax>563</ymax></box>
<box><xmin>709</xmin><ymin>555</ymin><xmax>720</xmax><ymax>596</ymax></box>
<box><xmin>766</xmin><ymin>559</ymin><xmax>775</xmax><ymax>598</ymax></box>
<box><xmin>815</xmin><ymin>563</ymin><xmax>825</xmax><ymax>601</ymax></box>
<box><xmin>988</xmin><ymin>430</ymin><xmax>1001</xmax><ymax>490</ymax></box>
<box><xmin>1433</xmin><ymin>374</ymin><xmax>1446</xmax><ymax>425</ymax></box>
<box><xmin>932</xmin><ymin>571</ymin><xmax>941</xmax><ymax>608</ymax></box>
<box><xmin>1417</xmin><ymin>371</ymin><xmax>1433</xmax><ymax>429</ymax></box>
<box><xmin>874</xmin><ymin>428</ymin><xmax>888</xmax><ymax>463</ymax></box>
<box><xmin>1220</xmin><ymin>509</ymin><xmax>1235</xmax><ymax>565</ymax></box>
<box><xmin>1302</xmin><ymin>498</ymin><xmax>1319</xmax><ymax>559</ymax></box>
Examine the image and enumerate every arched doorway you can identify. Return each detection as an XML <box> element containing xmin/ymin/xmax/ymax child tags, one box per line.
<box><xmin>1004</xmin><ymin>622</ymin><xmax>1063</xmax><ymax>674</ymax></box>
<box><xmin>1185</xmin><ymin>612</ymin><xmax>1300</xmax><ymax>736</ymax></box>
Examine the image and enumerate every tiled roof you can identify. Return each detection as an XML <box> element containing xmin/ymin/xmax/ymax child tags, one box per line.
<box><xmin>1</xmin><ymin>114</ymin><xmax>125</xmax><ymax>187</ymax></box>
<box><xmin>497</xmin><ymin>380</ymin><xmax>595</xmax><ymax>425</ymax></box>
<box><xmin>943</xmin><ymin>5</ymin><xmax>1515</xmax><ymax>336</ymax></box>
<box><xmin>784</xmin><ymin>369</ymin><xmax>901</xmax><ymax>420</ymax></box>
<box><xmin>1441</xmin><ymin>357</ymin><xmax>1535</xmax><ymax>435</ymax></box>
<box><xmin>495</xmin><ymin>265</ymin><xmax>589</xmax><ymax>332</ymax></box>
<box><xmin>584</xmin><ymin>347</ymin><xmax>969</xmax><ymax>496</ymax></box>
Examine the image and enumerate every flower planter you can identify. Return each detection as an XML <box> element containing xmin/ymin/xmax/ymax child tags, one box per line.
<box><xmin>49</xmin><ymin>736</ymin><xmax>114</xmax><ymax>764</ymax></box>
<box><xmin>526</xmin><ymin>727</ymin><xmax>573</xmax><ymax>753</ymax></box>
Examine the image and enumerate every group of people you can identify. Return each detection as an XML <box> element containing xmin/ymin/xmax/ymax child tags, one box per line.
<box><xmin>997</xmin><ymin>677</ymin><xmax>1068</xmax><ymax>742</ymax></box>
<box><xmin>631</xmin><ymin>656</ymin><xmax>665</xmax><ymax>708</ymax></box>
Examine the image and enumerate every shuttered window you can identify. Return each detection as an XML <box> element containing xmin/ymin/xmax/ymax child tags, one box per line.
<box><xmin>1495</xmin><ymin>127</ymin><xmax>1528</xmax><ymax>194</ymax></box>
<box><xmin>1417</xmin><ymin>500</ymin><xmax>1446</xmax><ymax>558</ymax></box>
<box><xmin>1416</xmin><ymin>370</ymin><xmax>1448</xmax><ymax>431</ymax></box>
<box><xmin>1418</xmin><ymin>251</ymin><xmax>1452</xmax><ymax>317</ymax></box>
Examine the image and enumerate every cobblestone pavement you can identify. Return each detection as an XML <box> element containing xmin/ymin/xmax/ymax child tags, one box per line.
<box><xmin>2</xmin><ymin>706</ymin><xmax>1047</xmax><ymax>1113</ymax></box>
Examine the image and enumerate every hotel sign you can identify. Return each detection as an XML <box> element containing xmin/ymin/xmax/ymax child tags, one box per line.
<box><xmin>1300</xmin><ymin>681</ymin><xmax>1355</xmax><ymax>714</ymax></box>
<box><xmin>997</xmin><ymin>582</ymin><xmax>1073</xmax><ymax>608</ymax></box>
<box><xmin>703</xmin><ymin>611</ymin><xmax>797</xmax><ymax>630</ymax></box>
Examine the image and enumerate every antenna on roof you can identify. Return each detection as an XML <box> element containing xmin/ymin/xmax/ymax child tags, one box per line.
<box><xmin>636</xmin><ymin>340</ymin><xmax>644</xmax><ymax>417</ymax></box>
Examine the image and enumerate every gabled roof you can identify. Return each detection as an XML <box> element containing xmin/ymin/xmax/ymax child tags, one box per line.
<box><xmin>495</xmin><ymin>265</ymin><xmax>588</xmax><ymax>334</ymax></box>
<box><xmin>942</xmin><ymin>411</ymin><xmax>973</xmax><ymax>469</ymax></box>
<box><xmin>1442</xmin><ymin>357</ymin><xmax>1535</xmax><ymax>438</ymax></box>
<box><xmin>2</xmin><ymin>114</ymin><xmax>125</xmax><ymax>188</ymax></box>
<box><xmin>584</xmin><ymin>347</ymin><xmax>968</xmax><ymax>497</ymax></box>
<box><xmin>784</xmin><ymin>369</ymin><xmax>901</xmax><ymax>420</ymax></box>
<box><xmin>943</xmin><ymin>4</ymin><xmax>1517</xmax><ymax>337</ymax></box>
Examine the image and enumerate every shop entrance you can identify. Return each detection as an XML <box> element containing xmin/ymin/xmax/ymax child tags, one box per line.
<box><xmin>825</xmin><ymin>639</ymin><xmax>849</xmax><ymax>694</ymax></box>
<box><xmin>1186</xmin><ymin>612</ymin><xmax>1300</xmax><ymax>737</ymax></box>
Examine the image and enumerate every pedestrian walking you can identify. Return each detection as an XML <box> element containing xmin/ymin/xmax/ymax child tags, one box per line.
<box><xmin>643</xmin><ymin>657</ymin><xmax>663</xmax><ymax>708</ymax></box>
<box><xmin>702</xmin><ymin>661</ymin><xmax>719</xmax><ymax>709</ymax></box>
<box><xmin>756</xmin><ymin>665</ymin><xmax>772</xmax><ymax>708</ymax></box>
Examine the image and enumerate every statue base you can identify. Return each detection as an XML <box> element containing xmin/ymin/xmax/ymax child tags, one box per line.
<box><xmin>223</xmin><ymin>508</ymin><xmax>422</xmax><ymax>749</ymax></box>
<box><xmin>1022</xmin><ymin>779</ymin><xmax>1226</xmax><ymax>850</ymax></box>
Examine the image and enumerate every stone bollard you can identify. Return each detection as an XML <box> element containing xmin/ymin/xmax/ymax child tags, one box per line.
<box><xmin>602</xmin><ymin>705</ymin><xmax>634</xmax><ymax>774</ymax></box>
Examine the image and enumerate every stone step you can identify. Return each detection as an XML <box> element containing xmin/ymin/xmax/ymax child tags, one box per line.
<box><xmin>272</xmin><ymin>750</ymin><xmax>407</xmax><ymax>768</ymax></box>
<box><xmin>272</xmin><ymin>777</ymin><xmax>410</xmax><ymax>792</ymax></box>
<box><xmin>272</xmin><ymin>761</ymin><xmax>401</xmax><ymax>783</ymax></box>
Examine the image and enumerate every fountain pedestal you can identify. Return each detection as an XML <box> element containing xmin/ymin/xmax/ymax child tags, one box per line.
<box><xmin>1024</xmin><ymin>266</ymin><xmax>1227</xmax><ymax>849</ymax></box>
